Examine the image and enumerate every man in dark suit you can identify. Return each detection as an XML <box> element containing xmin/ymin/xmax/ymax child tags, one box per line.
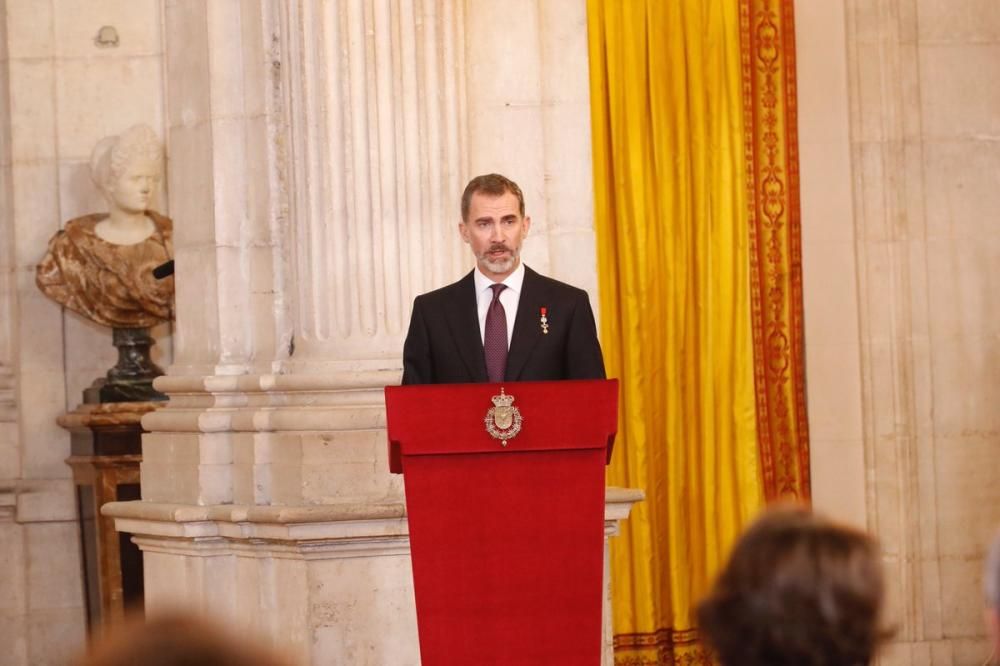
<box><xmin>402</xmin><ymin>173</ymin><xmax>605</xmax><ymax>385</ymax></box>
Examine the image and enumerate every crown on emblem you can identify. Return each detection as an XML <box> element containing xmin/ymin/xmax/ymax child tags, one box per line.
<box><xmin>491</xmin><ymin>387</ymin><xmax>514</xmax><ymax>408</ymax></box>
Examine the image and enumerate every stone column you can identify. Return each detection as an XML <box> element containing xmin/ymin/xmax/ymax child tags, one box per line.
<box><xmin>464</xmin><ymin>0</ymin><xmax>600</xmax><ymax>300</ymax></box>
<box><xmin>106</xmin><ymin>1</ymin><xmax>629</xmax><ymax>664</ymax></box>
<box><xmin>114</xmin><ymin>3</ymin><xmax>428</xmax><ymax>658</ymax></box>
<box><xmin>839</xmin><ymin>1</ymin><xmax>1000</xmax><ymax>663</ymax></box>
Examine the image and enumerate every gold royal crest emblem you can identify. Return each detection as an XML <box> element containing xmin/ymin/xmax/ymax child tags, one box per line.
<box><xmin>484</xmin><ymin>387</ymin><xmax>523</xmax><ymax>445</ymax></box>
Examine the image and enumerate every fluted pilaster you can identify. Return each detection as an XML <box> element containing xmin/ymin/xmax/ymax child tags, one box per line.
<box><xmin>282</xmin><ymin>0</ymin><xmax>467</xmax><ymax>361</ymax></box>
<box><xmin>168</xmin><ymin>0</ymin><xmax>469</xmax><ymax>376</ymax></box>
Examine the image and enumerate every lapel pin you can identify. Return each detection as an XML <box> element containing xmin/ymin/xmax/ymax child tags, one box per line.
<box><xmin>540</xmin><ymin>307</ymin><xmax>549</xmax><ymax>334</ymax></box>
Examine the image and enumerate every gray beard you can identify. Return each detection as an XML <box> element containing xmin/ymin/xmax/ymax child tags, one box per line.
<box><xmin>480</xmin><ymin>252</ymin><xmax>517</xmax><ymax>275</ymax></box>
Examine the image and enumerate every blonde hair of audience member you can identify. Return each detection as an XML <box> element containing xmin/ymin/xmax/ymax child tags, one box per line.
<box><xmin>76</xmin><ymin>613</ymin><xmax>295</xmax><ymax>666</ymax></box>
<box><xmin>697</xmin><ymin>506</ymin><xmax>889</xmax><ymax>666</ymax></box>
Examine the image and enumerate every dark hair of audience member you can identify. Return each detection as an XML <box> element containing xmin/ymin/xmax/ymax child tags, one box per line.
<box><xmin>697</xmin><ymin>506</ymin><xmax>888</xmax><ymax>666</ymax></box>
<box><xmin>76</xmin><ymin>613</ymin><xmax>294</xmax><ymax>666</ymax></box>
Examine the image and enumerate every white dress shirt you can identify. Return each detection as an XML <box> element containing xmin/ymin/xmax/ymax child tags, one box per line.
<box><xmin>473</xmin><ymin>263</ymin><xmax>524</xmax><ymax>350</ymax></box>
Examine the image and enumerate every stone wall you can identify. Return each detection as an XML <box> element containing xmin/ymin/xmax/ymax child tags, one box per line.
<box><xmin>0</xmin><ymin>1</ymin><xmax>167</xmax><ymax>663</ymax></box>
<box><xmin>797</xmin><ymin>1</ymin><xmax>1000</xmax><ymax>663</ymax></box>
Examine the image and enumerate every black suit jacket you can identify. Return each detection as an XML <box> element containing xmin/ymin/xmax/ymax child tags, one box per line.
<box><xmin>401</xmin><ymin>266</ymin><xmax>606</xmax><ymax>384</ymax></box>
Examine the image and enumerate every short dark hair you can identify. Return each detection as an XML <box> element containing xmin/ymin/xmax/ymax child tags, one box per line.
<box><xmin>697</xmin><ymin>506</ymin><xmax>887</xmax><ymax>666</ymax></box>
<box><xmin>460</xmin><ymin>173</ymin><xmax>525</xmax><ymax>221</ymax></box>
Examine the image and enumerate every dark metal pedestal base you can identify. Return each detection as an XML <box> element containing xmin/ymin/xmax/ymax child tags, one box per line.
<box><xmin>84</xmin><ymin>327</ymin><xmax>167</xmax><ymax>404</ymax></box>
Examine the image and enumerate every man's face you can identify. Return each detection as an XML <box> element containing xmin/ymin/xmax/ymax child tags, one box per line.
<box><xmin>460</xmin><ymin>190</ymin><xmax>531</xmax><ymax>281</ymax></box>
<box><xmin>107</xmin><ymin>159</ymin><xmax>160</xmax><ymax>214</ymax></box>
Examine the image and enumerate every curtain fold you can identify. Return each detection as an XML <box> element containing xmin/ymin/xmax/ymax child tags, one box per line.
<box><xmin>588</xmin><ymin>1</ymin><xmax>808</xmax><ymax>663</ymax></box>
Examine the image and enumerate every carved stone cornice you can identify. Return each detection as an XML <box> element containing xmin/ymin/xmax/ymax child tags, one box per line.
<box><xmin>103</xmin><ymin>487</ymin><xmax>645</xmax><ymax>547</ymax></box>
<box><xmin>143</xmin><ymin>372</ymin><xmax>397</xmax><ymax>434</ymax></box>
<box><xmin>56</xmin><ymin>401</ymin><xmax>160</xmax><ymax>430</ymax></box>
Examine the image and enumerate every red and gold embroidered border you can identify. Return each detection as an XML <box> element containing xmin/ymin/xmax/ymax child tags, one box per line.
<box><xmin>740</xmin><ymin>0</ymin><xmax>811</xmax><ymax>502</ymax></box>
<box><xmin>614</xmin><ymin>629</ymin><xmax>713</xmax><ymax>666</ymax></box>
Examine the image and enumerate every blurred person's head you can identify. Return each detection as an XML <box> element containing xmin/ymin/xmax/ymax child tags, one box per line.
<box><xmin>984</xmin><ymin>530</ymin><xmax>1000</xmax><ymax>659</ymax></box>
<box><xmin>76</xmin><ymin>612</ymin><xmax>294</xmax><ymax>666</ymax></box>
<box><xmin>697</xmin><ymin>506</ymin><xmax>887</xmax><ymax>666</ymax></box>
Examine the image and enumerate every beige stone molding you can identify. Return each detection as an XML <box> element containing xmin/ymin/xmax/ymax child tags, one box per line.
<box><xmin>131</xmin><ymin>533</ymin><xmax>413</xmax><ymax>562</ymax></box>
<box><xmin>143</xmin><ymin>373</ymin><xmax>391</xmax><ymax>434</ymax></box>
<box><xmin>56</xmin><ymin>401</ymin><xmax>161</xmax><ymax>429</ymax></box>
<box><xmin>104</xmin><ymin>487</ymin><xmax>644</xmax><ymax>541</ymax></box>
<box><xmin>103</xmin><ymin>499</ymin><xmax>408</xmax><ymax>542</ymax></box>
<box><xmin>154</xmin><ymin>369</ymin><xmax>401</xmax><ymax>395</ymax></box>
<box><xmin>604</xmin><ymin>486</ymin><xmax>646</xmax><ymax>530</ymax></box>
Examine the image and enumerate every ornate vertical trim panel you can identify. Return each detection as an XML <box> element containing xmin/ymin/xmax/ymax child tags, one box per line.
<box><xmin>740</xmin><ymin>0</ymin><xmax>810</xmax><ymax>501</ymax></box>
<box><xmin>279</xmin><ymin>0</ymin><xmax>466</xmax><ymax>356</ymax></box>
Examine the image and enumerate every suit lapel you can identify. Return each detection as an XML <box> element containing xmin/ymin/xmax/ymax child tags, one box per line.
<box><xmin>445</xmin><ymin>271</ymin><xmax>489</xmax><ymax>382</ymax></box>
<box><xmin>505</xmin><ymin>266</ymin><xmax>545</xmax><ymax>381</ymax></box>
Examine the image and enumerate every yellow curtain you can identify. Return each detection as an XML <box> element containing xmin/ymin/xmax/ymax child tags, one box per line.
<box><xmin>589</xmin><ymin>0</ymin><xmax>810</xmax><ymax>662</ymax></box>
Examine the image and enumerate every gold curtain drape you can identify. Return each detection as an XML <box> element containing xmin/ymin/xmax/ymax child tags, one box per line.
<box><xmin>587</xmin><ymin>1</ymin><xmax>808</xmax><ymax>663</ymax></box>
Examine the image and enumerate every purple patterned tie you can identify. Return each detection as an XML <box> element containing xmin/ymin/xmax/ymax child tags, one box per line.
<box><xmin>484</xmin><ymin>283</ymin><xmax>508</xmax><ymax>382</ymax></box>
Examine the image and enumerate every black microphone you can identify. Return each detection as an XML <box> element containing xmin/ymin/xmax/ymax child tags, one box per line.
<box><xmin>153</xmin><ymin>260</ymin><xmax>175</xmax><ymax>279</ymax></box>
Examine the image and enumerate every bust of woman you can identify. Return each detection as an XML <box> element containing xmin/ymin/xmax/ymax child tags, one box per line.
<box><xmin>36</xmin><ymin>124</ymin><xmax>174</xmax><ymax>329</ymax></box>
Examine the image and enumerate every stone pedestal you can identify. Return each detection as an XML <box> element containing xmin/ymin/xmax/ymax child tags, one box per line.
<box><xmin>59</xmin><ymin>402</ymin><xmax>156</xmax><ymax>633</ymax></box>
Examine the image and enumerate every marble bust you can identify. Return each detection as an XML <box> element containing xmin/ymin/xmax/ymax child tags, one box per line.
<box><xmin>36</xmin><ymin>124</ymin><xmax>174</xmax><ymax>329</ymax></box>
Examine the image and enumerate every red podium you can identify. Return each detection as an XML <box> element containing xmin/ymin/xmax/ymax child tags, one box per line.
<box><xmin>385</xmin><ymin>379</ymin><xmax>618</xmax><ymax>666</ymax></box>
